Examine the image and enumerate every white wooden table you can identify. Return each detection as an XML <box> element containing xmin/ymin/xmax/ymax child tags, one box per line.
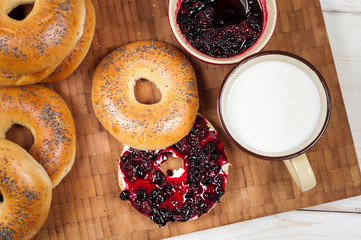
<box><xmin>167</xmin><ymin>1</ymin><xmax>361</xmax><ymax>239</ymax></box>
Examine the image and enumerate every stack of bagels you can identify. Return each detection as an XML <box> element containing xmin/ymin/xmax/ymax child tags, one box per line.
<box><xmin>0</xmin><ymin>0</ymin><xmax>95</xmax><ymax>86</ymax></box>
<box><xmin>0</xmin><ymin>85</ymin><xmax>75</xmax><ymax>239</ymax></box>
<box><xmin>0</xmin><ymin>0</ymin><xmax>95</xmax><ymax>238</ymax></box>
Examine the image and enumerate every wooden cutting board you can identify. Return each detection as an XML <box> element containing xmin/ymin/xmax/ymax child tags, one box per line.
<box><xmin>8</xmin><ymin>0</ymin><xmax>358</xmax><ymax>239</ymax></box>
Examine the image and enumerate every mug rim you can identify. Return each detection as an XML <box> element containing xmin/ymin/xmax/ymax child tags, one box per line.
<box><xmin>217</xmin><ymin>50</ymin><xmax>332</xmax><ymax>161</ymax></box>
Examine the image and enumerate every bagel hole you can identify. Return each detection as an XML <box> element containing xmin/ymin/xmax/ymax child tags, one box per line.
<box><xmin>134</xmin><ymin>79</ymin><xmax>162</xmax><ymax>105</ymax></box>
<box><xmin>6</xmin><ymin>124</ymin><xmax>34</xmax><ymax>151</ymax></box>
<box><xmin>0</xmin><ymin>192</ymin><xmax>3</xmax><ymax>202</ymax></box>
<box><xmin>160</xmin><ymin>153</ymin><xmax>184</xmax><ymax>177</ymax></box>
<box><xmin>8</xmin><ymin>3</ymin><xmax>34</xmax><ymax>21</ymax></box>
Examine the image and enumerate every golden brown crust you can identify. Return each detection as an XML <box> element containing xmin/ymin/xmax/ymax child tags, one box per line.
<box><xmin>0</xmin><ymin>0</ymin><xmax>95</xmax><ymax>86</ymax></box>
<box><xmin>92</xmin><ymin>41</ymin><xmax>199</xmax><ymax>150</ymax></box>
<box><xmin>0</xmin><ymin>85</ymin><xmax>76</xmax><ymax>187</ymax></box>
<box><xmin>0</xmin><ymin>0</ymin><xmax>86</xmax><ymax>74</ymax></box>
<box><xmin>0</xmin><ymin>139</ymin><xmax>52</xmax><ymax>240</ymax></box>
<box><xmin>42</xmin><ymin>0</ymin><xmax>96</xmax><ymax>83</ymax></box>
<box><xmin>0</xmin><ymin>63</ymin><xmax>58</xmax><ymax>87</ymax></box>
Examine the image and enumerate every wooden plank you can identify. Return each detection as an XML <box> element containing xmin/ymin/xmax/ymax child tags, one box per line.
<box><xmin>164</xmin><ymin>206</ymin><xmax>361</xmax><ymax>240</ymax></box>
<box><xmin>320</xmin><ymin>0</ymin><xmax>361</xmax><ymax>12</ymax></box>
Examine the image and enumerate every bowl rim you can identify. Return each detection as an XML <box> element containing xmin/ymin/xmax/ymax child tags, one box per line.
<box><xmin>168</xmin><ymin>0</ymin><xmax>278</xmax><ymax>65</ymax></box>
<box><xmin>217</xmin><ymin>50</ymin><xmax>332</xmax><ymax>161</ymax></box>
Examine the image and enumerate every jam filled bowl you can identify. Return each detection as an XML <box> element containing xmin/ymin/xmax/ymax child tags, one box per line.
<box><xmin>168</xmin><ymin>0</ymin><xmax>277</xmax><ymax>65</ymax></box>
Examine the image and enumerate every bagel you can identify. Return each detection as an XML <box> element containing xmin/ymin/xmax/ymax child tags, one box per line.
<box><xmin>42</xmin><ymin>0</ymin><xmax>96</xmax><ymax>83</ymax></box>
<box><xmin>92</xmin><ymin>41</ymin><xmax>199</xmax><ymax>150</ymax></box>
<box><xmin>0</xmin><ymin>85</ymin><xmax>76</xmax><ymax>187</ymax></box>
<box><xmin>118</xmin><ymin>114</ymin><xmax>229</xmax><ymax>226</ymax></box>
<box><xmin>0</xmin><ymin>139</ymin><xmax>52</xmax><ymax>240</ymax></box>
<box><xmin>0</xmin><ymin>0</ymin><xmax>95</xmax><ymax>86</ymax></box>
<box><xmin>0</xmin><ymin>0</ymin><xmax>86</xmax><ymax>74</ymax></box>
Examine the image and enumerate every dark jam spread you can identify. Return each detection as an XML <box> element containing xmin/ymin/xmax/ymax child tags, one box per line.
<box><xmin>176</xmin><ymin>0</ymin><xmax>263</xmax><ymax>58</ymax></box>
<box><xmin>119</xmin><ymin>115</ymin><xmax>228</xmax><ymax>226</ymax></box>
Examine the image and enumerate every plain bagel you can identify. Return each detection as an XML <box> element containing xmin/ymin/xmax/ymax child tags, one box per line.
<box><xmin>0</xmin><ymin>0</ymin><xmax>86</xmax><ymax>74</ymax></box>
<box><xmin>0</xmin><ymin>85</ymin><xmax>76</xmax><ymax>187</ymax></box>
<box><xmin>92</xmin><ymin>41</ymin><xmax>199</xmax><ymax>150</ymax></box>
<box><xmin>0</xmin><ymin>139</ymin><xmax>52</xmax><ymax>240</ymax></box>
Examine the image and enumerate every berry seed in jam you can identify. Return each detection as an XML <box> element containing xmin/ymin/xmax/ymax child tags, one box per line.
<box><xmin>119</xmin><ymin>115</ymin><xmax>229</xmax><ymax>226</ymax></box>
<box><xmin>176</xmin><ymin>0</ymin><xmax>263</xmax><ymax>58</ymax></box>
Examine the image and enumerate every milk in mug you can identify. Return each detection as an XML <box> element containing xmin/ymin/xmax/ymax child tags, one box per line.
<box><xmin>221</xmin><ymin>60</ymin><xmax>322</xmax><ymax>154</ymax></box>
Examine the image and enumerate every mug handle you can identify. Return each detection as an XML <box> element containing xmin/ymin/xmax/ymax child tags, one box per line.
<box><xmin>283</xmin><ymin>154</ymin><xmax>316</xmax><ymax>191</ymax></box>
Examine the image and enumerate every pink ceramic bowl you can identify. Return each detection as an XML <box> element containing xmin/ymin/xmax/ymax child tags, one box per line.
<box><xmin>168</xmin><ymin>0</ymin><xmax>277</xmax><ymax>65</ymax></box>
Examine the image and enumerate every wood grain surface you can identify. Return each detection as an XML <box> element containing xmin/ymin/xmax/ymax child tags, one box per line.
<box><xmin>9</xmin><ymin>0</ymin><xmax>358</xmax><ymax>239</ymax></box>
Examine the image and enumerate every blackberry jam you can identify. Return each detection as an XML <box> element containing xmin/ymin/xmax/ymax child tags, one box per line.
<box><xmin>176</xmin><ymin>0</ymin><xmax>263</xmax><ymax>58</ymax></box>
<box><xmin>119</xmin><ymin>115</ymin><xmax>229</xmax><ymax>226</ymax></box>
